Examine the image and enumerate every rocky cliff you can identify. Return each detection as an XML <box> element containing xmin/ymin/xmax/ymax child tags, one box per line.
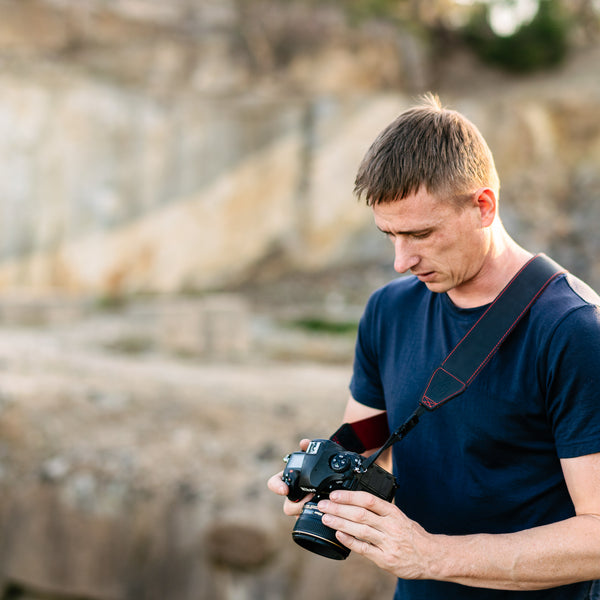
<box><xmin>1</xmin><ymin>2</ymin><xmax>600</xmax><ymax>600</ymax></box>
<box><xmin>1</xmin><ymin>0</ymin><xmax>599</xmax><ymax>295</ymax></box>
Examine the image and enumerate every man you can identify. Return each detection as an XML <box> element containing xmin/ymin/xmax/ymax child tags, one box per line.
<box><xmin>268</xmin><ymin>94</ymin><xmax>600</xmax><ymax>599</ymax></box>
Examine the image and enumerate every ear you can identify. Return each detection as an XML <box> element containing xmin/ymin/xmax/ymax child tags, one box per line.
<box><xmin>473</xmin><ymin>187</ymin><xmax>497</xmax><ymax>227</ymax></box>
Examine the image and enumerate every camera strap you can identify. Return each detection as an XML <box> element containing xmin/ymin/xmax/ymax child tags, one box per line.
<box><xmin>332</xmin><ymin>254</ymin><xmax>565</xmax><ymax>466</ymax></box>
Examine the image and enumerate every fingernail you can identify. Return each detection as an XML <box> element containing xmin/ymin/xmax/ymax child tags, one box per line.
<box><xmin>318</xmin><ymin>500</ymin><xmax>329</xmax><ymax>510</ymax></box>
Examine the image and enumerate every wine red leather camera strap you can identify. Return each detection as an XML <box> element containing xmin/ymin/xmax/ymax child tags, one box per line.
<box><xmin>330</xmin><ymin>411</ymin><xmax>390</xmax><ymax>454</ymax></box>
<box><xmin>331</xmin><ymin>254</ymin><xmax>565</xmax><ymax>454</ymax></box>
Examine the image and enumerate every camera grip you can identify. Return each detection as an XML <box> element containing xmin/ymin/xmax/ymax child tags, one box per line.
<box><xmin>282</xmin><ymin>470</ymin><xmax>306</xmax><ymax>502</ymax></box>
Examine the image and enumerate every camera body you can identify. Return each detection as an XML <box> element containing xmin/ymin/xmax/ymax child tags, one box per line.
<box><xmin>282</xmin><ymin>439</ymin><xmax>396</xmax><ymax>560</ymax></box>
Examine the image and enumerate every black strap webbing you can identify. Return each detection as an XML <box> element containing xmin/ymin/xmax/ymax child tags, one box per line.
<box><xmin>420</xmin><ymin>253</ymin><xmax>564</xmax><ymax>410</ymax></box>
<box><xmin>347</xmin><ymin>253</ymin><xmax>565</xmax><ymax>462</ymax></box>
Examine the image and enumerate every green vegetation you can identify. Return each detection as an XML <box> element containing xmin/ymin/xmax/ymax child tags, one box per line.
<box><xmin>286</xmin><ymin>317</ymin><xmax>358</xmax><ymax>336</ymax></box>
<box><xmin>342</xmin><ymin>0</ymin><xmax>401</xmax><ymax>22</ymax></box>
<box><xmin>299</xmin><ymin>0</ymin><xmax>401</xmax><ymax>21</ymax></box>
<box><xmin>462</xmin><ymin>0</ymin><xmax>571</xmax><ymax>72</ymax></box>
<box><xmin>105</xmin><ymin>335</ymin><xmax>155</xmax><ymax>354</ymax></box>
<box><xmin>242</xmin><ymin>0</ymin><xmax>600</xmax><ymax>75</ymax></box>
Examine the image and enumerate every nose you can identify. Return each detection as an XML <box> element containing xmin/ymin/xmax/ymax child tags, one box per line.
<box><xmin>393</xmin><ymin>237</ymin><xmax>420</xmax><ymax>273</ymax></box>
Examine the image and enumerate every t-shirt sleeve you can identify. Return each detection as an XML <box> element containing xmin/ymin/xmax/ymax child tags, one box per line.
<box><xmin>544</xmin><ymin>304</ymin><xmax>600</xmax><ymax>458</ymax></box>
<box><xmin>349</xmin><ymin>293</ymin><xmax>387</xmax><ymax>410</ymax></box>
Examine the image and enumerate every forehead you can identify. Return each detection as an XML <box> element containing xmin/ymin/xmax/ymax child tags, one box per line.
<box><xmin>372</xmin><ymin>190</ymin><xmax>454</xmax><ymax>230</ymax></box>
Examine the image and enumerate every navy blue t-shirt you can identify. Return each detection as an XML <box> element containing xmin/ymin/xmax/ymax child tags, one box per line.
<box><xmin>350</xmin><ymin>272</ymin><xmax>600</xmax><ymax>599</ymax></box>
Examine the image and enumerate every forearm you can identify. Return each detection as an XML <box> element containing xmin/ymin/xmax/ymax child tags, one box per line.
<box><xmin>430</xmin><ymin>514</ymin><xmax>600</xmax><ymax>590</ymax></box>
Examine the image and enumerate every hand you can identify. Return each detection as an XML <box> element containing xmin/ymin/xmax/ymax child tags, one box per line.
<box><xmin>317</xmin><ymin>490</ymin><xmax>433</xmax><ymax>580</ymax></box>
<box><xmin>267</xmin><ymin>438</ymin><xmax>314</xmax><ymax>517</ymax></box>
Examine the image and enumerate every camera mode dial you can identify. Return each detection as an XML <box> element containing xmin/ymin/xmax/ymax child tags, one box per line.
<box><xmin>329</xmin><ymin>453</ymin><xmax>352</xmax><ymax>472</ymax></box>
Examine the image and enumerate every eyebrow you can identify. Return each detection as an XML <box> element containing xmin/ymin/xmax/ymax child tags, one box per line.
<box><xmin>376</xmin><ymin>225</ymin><xmax>432</xmax><ymax>237</ymax></box>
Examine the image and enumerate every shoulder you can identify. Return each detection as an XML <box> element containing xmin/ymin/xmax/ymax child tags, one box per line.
<box><xmin>531</xmin><ymin>274</ymin><xmax>600</xmax><ymax>457</ymax></box>
<box><xmin>562</xmin><ymin>272</ymin><xmax>600</xmax><ymax>305</ymax></box>
<box><xmin>531</xmin><ymin>272</ymin><xmax>600</xmax><ymax>329</ymax></box>
<box><xmin>528</xmin><ymin>272</ymin><xmax>600</xmax><ymax>360</ymax></box>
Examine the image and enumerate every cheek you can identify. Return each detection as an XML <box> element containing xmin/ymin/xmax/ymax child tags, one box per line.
<box><xmin>430</xmin><ymin>234</ymin><xmax>461</xmax><ymax>260</ymax></box>
<box><xmin>434</xmin><ymin>233</ymin><xmax>478</xmax><ymax>271</ymax></box>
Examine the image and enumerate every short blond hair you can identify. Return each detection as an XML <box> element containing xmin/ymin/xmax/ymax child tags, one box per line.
<box><xmin>354</xmin><ymin>93</ymin><xmax>500</xmax><ymax>206</ymax></box>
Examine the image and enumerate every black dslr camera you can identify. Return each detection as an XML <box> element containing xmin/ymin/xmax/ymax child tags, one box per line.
<box><xmin>282</xmin><ymin>438</ymin><xmax>396</xmax><ymax>560</ymax></box>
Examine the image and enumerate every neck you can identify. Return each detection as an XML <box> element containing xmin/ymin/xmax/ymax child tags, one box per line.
<box><xmin>447</xmin><ymin>226</ymin><xmax>533</xmax><ymax>309</ymax></box>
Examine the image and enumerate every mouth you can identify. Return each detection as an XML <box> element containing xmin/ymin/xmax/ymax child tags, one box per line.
<box><xmin>414</xmin><ymin>271</ymin><xmax>436</xmax><ymax>282</ymax></box>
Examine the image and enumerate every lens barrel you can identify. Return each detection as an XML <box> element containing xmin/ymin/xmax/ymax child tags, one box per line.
<box><xmin>291</xmin><ymin>499</ymin><xmax>350</xmax><ymax>560</ymax></box>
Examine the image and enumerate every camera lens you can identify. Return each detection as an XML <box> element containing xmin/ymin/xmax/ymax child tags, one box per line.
<box><xmin>291</xmin><ymin>498</ymin><xmax>350</xmax><ymax>560</ymax></box>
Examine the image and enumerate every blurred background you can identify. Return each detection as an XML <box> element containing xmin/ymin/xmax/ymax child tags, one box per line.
<box><xmin>0</xmin><ymin>0</ymin><xmax>599</xmax><ymax>598</ymax></box>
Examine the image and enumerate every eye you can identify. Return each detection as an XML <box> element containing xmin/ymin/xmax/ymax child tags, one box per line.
<box><xmin>411</xmin><ymin>230</ymin><xmax>432</xmax><ymax>240</ymax></box>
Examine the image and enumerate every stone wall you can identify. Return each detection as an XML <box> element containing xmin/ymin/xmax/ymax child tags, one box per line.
<box><xmin>1</xmin><ymin>2</ymin><xmax>600</xmax><ymax>600</ymax></box>
<box><xmin>0</xmin><ymin>301</ymin><xmax>396</xmax><ymax>600</ymax></box>
<box><xmin>1</xmin><ymin>0</ymin><xmax>597</xmax><ymax>295</ymax></box>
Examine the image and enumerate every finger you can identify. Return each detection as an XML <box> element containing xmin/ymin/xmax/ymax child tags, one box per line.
<box><xmin>318</xmin><ymin>493</ymin><xmax>396</xmax><ymax>542</ymax></box>
<box><xmin>321</xmin><ymin>509</ymin><xmax>382</xmax><ymax>547</ymax></box>
<box><xmin>267</xmin><ymin>471</ymin><xmax>288</xmax><ymax>496</ymax></box>
<box><xmin>268</xmin><ymin>439</ymin><xmax>310</xmax><ymax>496</ymax></box>
<box><xmin>283</xmin><ymin>498</ymin><xmax>304</xmax><ymax>517</ymax></box>
<box><xmin>327</xmin><ymin>490</ymin><xmax>394</xmax><ymax>517</ymax></box>
<box><xmin>283</xmin><ymin>493</ymin><xmax>314</xmax><ymax>517</ymax></box>
<box><xmin>335</xmin><ymin>530</ymin><xmax>380</xmax><ymax>558</ymax></box>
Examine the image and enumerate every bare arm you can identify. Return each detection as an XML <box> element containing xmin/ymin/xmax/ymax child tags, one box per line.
<box><xmin>318</xmin><ymin>452</ymin><xmax>600</xmax><ymax>589</ymax></box>
<box><xmin>439</xmin><ymin>452</ymin><xmax>600</xmax><ymax>589</ymax></box>
<box><xmin>342</xmin><ymin>395</ymin><xmax>386</xmax><ymax>423</ymax></box>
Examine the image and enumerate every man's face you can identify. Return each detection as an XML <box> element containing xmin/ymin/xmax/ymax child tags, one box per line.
<box><xmin>372</xmin><ymin>187</ymin><xmax>491</xmax><ymax>295</ymax></box>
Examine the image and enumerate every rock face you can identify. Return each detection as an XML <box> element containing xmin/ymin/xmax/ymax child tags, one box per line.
<box><xmin>0</xmin><ymin>1</ymin><xmax>599</xmax><ymax>294</ymax></box>
<box><xmin>0</xmin><ymin>295</ymin><xmax>396</xmax><ymax>600</ymax></box>
<box><xmin>1</xmin><ymin>2</ymin><xmax>600</xmax><ymax>599</ymax></box>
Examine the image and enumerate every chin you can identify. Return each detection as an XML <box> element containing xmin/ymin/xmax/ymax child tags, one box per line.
<box><xmin>424</xmin><ymin>281</ymin><xmax>452</xmax><ymax>294</ymax></box>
